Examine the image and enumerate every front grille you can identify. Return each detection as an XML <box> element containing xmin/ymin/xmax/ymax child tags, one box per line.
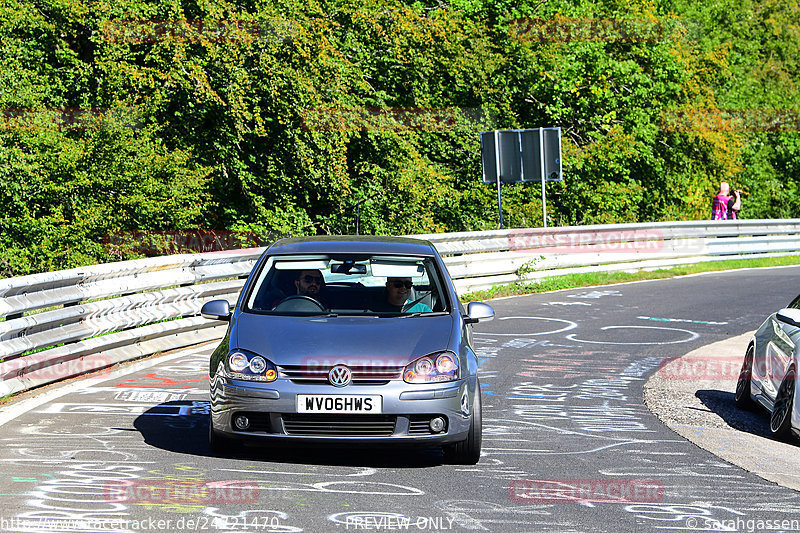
<box><xmin>282</xmin><ymin>414</ymin><xmax>396</xmax><ymax>437</ymax></box>
<box><xmin>279</xmin><ymin>364</ymin><xmax>404</xmax><ymax>385</ymax></box>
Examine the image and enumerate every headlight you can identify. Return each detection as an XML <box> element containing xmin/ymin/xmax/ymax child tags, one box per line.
<box><xmin>436</xmin><ymin>353</ymin><xmax>457</xmax><ymax>373</ymax></box>
<box><xmin>229</xmin><ymin>353</ymin><xmax>248</xmax><ymax>372</ymax></box>
<box><xmin>250</xmin><ymin>356</ymin><xmax>267</xmax><ymax>373</ymax></box>
<box><xmin>415</xmin><ymin>358</ymin><xmax>434</xmax><ymax>375</ymax></box>
<box><xmin>226</xmin><ymin>351</ymin><xmax>277</xmax><ymax>382</ymax></box>
<box><xmin>404</xmin><ymin>352</ymin><xmax>460</xmax><ymax>383</ymax></box>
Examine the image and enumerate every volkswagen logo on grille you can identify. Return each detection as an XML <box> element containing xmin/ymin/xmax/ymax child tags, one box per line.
<box><xmin>328</xmin><ymin>365</ymin><xmax>352</xmax><ymax>387</ymax></box>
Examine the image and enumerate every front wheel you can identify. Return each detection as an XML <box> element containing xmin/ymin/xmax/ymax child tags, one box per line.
<box><xmin>734</xmin><ymin>345</ymin><xmax>755</xmax><ymax>409</ymax></box>
<box><xmin>444</xmin><ymin>382</ymin><xmax>482</xmax><ymax>465</ymax></box>
<box><xmin>769</xmin><ymin>368</ymin><xmax>796</xmax><ymax>440</ymax></box>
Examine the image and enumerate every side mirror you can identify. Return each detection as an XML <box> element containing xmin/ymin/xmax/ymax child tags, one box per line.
<box><xmin>201</xmin><ymin>299</ymin><xmax>231</xmax><ymax>321</ymax></box>
<box><xmin>776</xmin><ymin>308</ymin><xmax>800</xmax><ymax>328</ymax></box>
<box><xmin>465</xmin><ymin>301</ymin><xmax>495</xmax><ymax>324</ymax></box>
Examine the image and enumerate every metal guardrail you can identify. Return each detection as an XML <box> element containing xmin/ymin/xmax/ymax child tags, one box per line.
<box><xmin>1</xmin><ymin>219</ymin><xmax>799</xmax><ymax>397</ymax></box>
<box><xmin>418</xmin><ymin>219</ymin><xmax>800</xmax><ymax>292</ymax></box>
<box><xmin>0</xmin><ymin>249</ymin><xmax>260</xmax><ymax>396</ymax></box>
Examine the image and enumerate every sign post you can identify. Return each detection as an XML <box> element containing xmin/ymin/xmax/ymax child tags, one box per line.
<box><xmin>480</xmin><ymin>128</ymin><xmax>562</xmax><ymax>229</ymax></box>
<box><xmin>494</xmin><ymin>130</ymin><xmax>503</xmax><ymax>229</ymax></box>
<box><xmin>539</xmin><ymin>128</ymin><xmax>547</xmax><ymax>228</ymax></box>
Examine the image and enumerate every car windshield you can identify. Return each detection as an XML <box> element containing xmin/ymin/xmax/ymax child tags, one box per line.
<box><xmin>245</xmin><ymin>254</ymin><xmax>449</xmax><ymax>316</ymax></box>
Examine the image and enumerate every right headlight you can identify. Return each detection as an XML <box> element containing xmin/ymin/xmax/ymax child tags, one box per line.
<box><xmin>403</xmin><ymin>352</ymin><xmax>460</xmax><ymax>383</ymax></box>
<box><xmin>226</xmin><ymin>350</ymin><xmax>277</xmax><ymax>382</ymax></box>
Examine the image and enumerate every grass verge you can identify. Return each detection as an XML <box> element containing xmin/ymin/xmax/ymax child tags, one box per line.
<box><xmin>460</xmin><ymin>255</ymin><xmax>800</xmax><ymax>302</ymax></box>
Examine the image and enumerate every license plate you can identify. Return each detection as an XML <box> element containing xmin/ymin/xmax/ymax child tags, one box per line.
<box><xmin>297</xmin><ymin>395</ymin><xmax>382</xmax><ymax>414</ymax></box>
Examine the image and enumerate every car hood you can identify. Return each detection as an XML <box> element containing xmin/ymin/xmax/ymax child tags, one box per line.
<box><xmin>234</xmin><ymin>313</ymin><xmax>455</xmax><ymax>366</ymax></box>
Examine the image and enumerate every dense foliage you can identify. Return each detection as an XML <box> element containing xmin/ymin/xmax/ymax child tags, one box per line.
<box><xmin>1</xmin><ymin>0</ymin><xmax>798</xmax><ymax>275</ymax></box>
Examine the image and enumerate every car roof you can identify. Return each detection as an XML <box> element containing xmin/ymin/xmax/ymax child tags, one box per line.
<box><xmin>266</xmin><ymin>235</ymin><xmax>439</xmax><ymax>257</ymax></box>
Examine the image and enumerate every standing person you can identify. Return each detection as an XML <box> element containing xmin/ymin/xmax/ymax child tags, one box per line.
<box><xmin>712</xmin><ymin>182</ymin><xmax>732</xmax><ymax>220</ymax></box>
<box><xmin>727</xmin><ymin>189</ymin><xmax>742</xmax><ymax>219</ymax></box>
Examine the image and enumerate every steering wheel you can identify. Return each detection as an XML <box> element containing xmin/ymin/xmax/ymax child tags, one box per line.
<box><xmin>273</xmin><ymin>295</ymin><xmax>326</xmax><ymax>312</ymax></box>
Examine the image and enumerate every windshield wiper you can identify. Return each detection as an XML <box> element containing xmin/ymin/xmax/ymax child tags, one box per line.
<box><xmin>270</xmin><ymin>311</ymin><xmax>339</xmax><ymax>318</ymax></box>
<box><xmin>374</xmin><ymin>311</ymin><xmax>447</xmax><ymax>318</ymax></box>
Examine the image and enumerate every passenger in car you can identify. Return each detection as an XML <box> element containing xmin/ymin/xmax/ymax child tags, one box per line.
<box><xmin>371</xmin><ymin>277</ymin><xmax>433</xmax><ymax>313</ymax></box>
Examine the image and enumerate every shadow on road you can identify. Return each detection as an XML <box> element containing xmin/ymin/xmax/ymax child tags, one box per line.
<box><xmin>695</xmin><ymin>389</ymin><xmax>784</xmax><ymax>441</ymax></box>
<box><xmin>133</xmin><ymin>401</ymin><xmax>447</xmax><ymax>467</ymax></box>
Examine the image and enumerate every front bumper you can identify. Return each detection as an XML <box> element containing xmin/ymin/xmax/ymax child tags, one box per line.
<box><xmin>209</xmin><ymin>374</ymin><xmax>475</xmax><ymax>445</ymax></box>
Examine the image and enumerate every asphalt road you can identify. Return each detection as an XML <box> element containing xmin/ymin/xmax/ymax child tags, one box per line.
<box><xmin>0</xmin><ymin>266</ymin><xmax>799</xmax><ymax>533</ymax></box>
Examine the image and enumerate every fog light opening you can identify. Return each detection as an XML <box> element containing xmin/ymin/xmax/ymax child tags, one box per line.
<box><xmin>429</xmin><ymin>417</ymin><xmax>446</xmax><ymax>433</ymax></box>
<box><xmin>234</xmin><ymin>415</ymin><xmax>250</xmax><ymax>430</ymax></box>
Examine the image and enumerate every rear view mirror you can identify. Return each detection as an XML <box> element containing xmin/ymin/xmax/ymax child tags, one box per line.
<box><xmin>776</xmin><ymin>308</ymin><xmax>800</xmax><ymax>328</ymax></box>
<box><xmin>465</xmin><ymin>302</ymin><xmax>495</xmax><ymax>324</ymax></box>
<box><xmin>331</xmin><ymin>262</ymin><xmax>367</xmax><ymax>274</ymax></box>
<box><xmin>201</xmin><ymin>299</ymin><xmax>231</xmax><ymax>321</ymax></box>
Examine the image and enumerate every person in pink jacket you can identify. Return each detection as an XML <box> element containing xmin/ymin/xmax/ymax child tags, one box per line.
<box><xmin>712</xmin><ymin>182</ymin><xmax>741</xmax><ymax>220</ymax></box>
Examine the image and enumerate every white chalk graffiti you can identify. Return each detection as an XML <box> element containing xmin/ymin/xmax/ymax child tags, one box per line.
<box><xmin>476</xmin><ymin>317</ymin><xmax>578</xmax><ymax>337</ymax></box>
<box><xmin>567</xmin><ymin>290</ymin><xmax>622</xmax><ymax>299</ymax></box>
<box><xmin>566</xmin><ymin>325</ymin><xmax>700</xmax><ymax>345</ymax></box>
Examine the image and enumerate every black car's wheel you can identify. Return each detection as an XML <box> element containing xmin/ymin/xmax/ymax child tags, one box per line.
<box><xmin>444</xmin><ymin>381</ymin><xmax>482</xmax><ymax>465</ymax></box>
<box><xmin>734</xmin><ymin>345</ymin><xmax>755</xmax><ymax>409</ymax></box>
<box><xmin>769</xmin><ymin>368</ymin><xmax>796</xmax><ymax>440</ymax></box>
<box><xmin>209</xmin><ymin>416</ymin><xmax>240</xmax><ymax>455</ymax></box>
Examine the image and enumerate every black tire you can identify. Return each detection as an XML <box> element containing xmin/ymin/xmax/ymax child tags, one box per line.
<box><xmin>769</xmin><ymin>368</ymin><xmax>796</xmax><ymax>440</ymax></box>
<box><xmin>209</xmin><ymin>416</ymin><xmax>240</xmax><ymax>455</ymax></box>
<box><xmin>734</xmin><ymin>345</ymin><xmax>755</xmax><ymax>409</ymax></box>
<box><xmin>444</xmin><ymin>382</ymin><xmax>482</xmax><ymax>465</ymax></box>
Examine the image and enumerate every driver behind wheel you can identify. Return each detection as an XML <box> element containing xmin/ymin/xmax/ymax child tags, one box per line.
<box><xmin>294</xmin><ymin>269</ymin><xmax>328</xmax><ymax>306</ymax></box>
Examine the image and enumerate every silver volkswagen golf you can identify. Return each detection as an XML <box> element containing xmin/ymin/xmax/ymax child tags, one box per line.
<box><xmin>735</xmin><ymin>292</ymin><xmax>800</xmax><ymax>439</ymax></box>
<box><xmin>201</xmin><ymin>236</ymin><xmax>494</xmax><ymax>464</ymax></box>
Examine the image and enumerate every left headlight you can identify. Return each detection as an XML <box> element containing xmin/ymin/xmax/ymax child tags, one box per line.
<box><xmin>226</xmin><ymin>350</ymin><xmax>278</xmax><ymax>382</ymax></box>
<box><xmin>403</xmin><ymin>352</ymin><xmax>460</xmax><ymax>383</ymax></box>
